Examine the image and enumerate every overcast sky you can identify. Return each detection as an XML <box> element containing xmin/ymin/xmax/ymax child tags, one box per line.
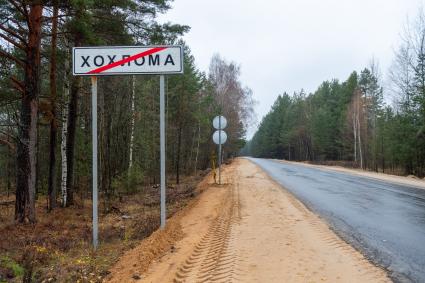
<box><xmin>158</xmin><ymin>0</ymin><xmax>424</xmax><ymax>138</ymax></box>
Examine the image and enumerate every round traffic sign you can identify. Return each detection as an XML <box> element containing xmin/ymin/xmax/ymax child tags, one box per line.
<box><xmin>213</xmin><ymin>116</ymin><xmax>227</xmax><ymax>130</ymax></box>
<box><xmin>213</xmin><ymin>130</ymin><xmax>227</xmax><ymax>145</ymax></box>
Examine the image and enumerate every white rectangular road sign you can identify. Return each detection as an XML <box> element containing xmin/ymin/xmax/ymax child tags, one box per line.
<box><xmin>73</xmin><ymin>45</ymin><xmax>183</xmax><ymax>76</ymax></box>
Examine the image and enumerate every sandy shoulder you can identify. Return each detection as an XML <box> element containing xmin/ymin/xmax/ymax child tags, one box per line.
<box><xmin>277</xmin><ymin>159</ymin><xmax>425</xmax><ymax>189</ymax></box>
<box><xmin>105</xmin><ymin>168</ymin><xmax>228</xmax><ymax>283</ymax></box>
<box><xmin>106</xmin><ymin>158</ymin><xmax>390</xmax><ymax>283</ymax></box>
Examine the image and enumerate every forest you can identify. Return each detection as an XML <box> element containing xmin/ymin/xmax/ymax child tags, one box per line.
<box><xmin>0</xmin><ymin>0</ymin><xmax>254</xmax><ymax>222</ymax></box>
<box><xmin>0</xmin><ymin>1</ymin><xmax>254</xmax><ymax>280</ymax></box>
<box><xmin>243</xmin><ymin>12</ymin><xmax>425</xmax><ymax>178</ymax></box>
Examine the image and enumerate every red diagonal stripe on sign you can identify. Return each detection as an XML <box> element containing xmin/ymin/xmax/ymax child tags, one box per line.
<box><xmin>87</xmin><ymin>47</ymin><xmax>167</xmax><ymax>74</ymax></box>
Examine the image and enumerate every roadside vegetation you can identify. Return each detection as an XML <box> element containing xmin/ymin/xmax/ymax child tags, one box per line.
<box><xmin>243</xmin><ymin>10</ymin><xmax>425</xmax><ymax>178</ymax></box>
<box><xmin>0</xmin><ymin>174</ymin><xmax>206</xmax><ymax>282</ymax></box>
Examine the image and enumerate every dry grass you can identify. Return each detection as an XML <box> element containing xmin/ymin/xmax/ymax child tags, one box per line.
<box><xmin>0</xmin><ymin>173</ymin><xmax>206</xmax><ymax>282</ymax></box>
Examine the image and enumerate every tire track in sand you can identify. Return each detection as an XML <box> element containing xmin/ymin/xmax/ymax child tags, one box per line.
<box><xmin>173</xmin><ymin>171</ymin><xmax>243</xmax><ymax>283</ymax></box>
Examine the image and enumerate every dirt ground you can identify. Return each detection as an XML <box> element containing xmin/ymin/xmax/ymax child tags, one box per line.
<box><xmin>279</xmin><ymin>160</ymin><xmax>425</xmax><ymax>189</ymax></box>
<box><xmin>0</xmin><ymin>174</ymin><xmax>203</xmax><ymax>282</ymax></box>
<box><xmin>106</xmin><ymin>158</ymin><xmax>390</xmax><ymax>283</ymax></box>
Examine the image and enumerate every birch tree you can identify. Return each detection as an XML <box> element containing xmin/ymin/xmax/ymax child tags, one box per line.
<box><xmin>129</xmin><ymin>75</ymin><xmax>136</xmax><ymax>169</ymax></box>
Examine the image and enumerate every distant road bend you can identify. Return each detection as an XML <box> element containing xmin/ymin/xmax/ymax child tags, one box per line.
<box><xmin>248</xmin><ymin>158</ymin><xmax>425</xmax><ymax>283</ymax></box>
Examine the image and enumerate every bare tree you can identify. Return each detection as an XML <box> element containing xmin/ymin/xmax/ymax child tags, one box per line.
<box><xmin>348</xmin><ymin>88</ymin><xmax>364</xmax><ymax>168</ymax></box>
<box><xmin>208</xmin><ymin>54</ymin><xmax>255</xmax><ymax>156</ymax></box>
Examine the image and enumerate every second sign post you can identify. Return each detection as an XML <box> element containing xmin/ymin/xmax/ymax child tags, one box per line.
<box><xmin>212</xmin><ymin>115</ymin><xmax>227</xmax><ymax>185</ymax></box>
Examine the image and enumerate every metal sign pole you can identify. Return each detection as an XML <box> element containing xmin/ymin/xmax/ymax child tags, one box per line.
<box><xmin>160</xmin><ymin>75</ymin><xmax>166</xmax><ymax>229</ymax></box>
<box><xmin>91</xmin><ymin>76</ymin><xmax>98</xmax><ymax>250</ymax></box>
<box><xmin>218</xmin><ymin>117</ymin><xmax>221</xmax><ymax>185</ymax></box>
<box><xmin>212</xmin><ymin>116</ymin><xmax>226</xmax><ymax>185</ymax></box>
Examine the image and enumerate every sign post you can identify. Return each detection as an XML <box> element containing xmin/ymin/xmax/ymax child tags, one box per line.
<box><xmin>219</xmin><ymin>118</ymin><xmax>221</xmax><ymax>185</ymax></box>
<box><xmin>91</xmin><ymin>76</ymin><xmax>98</xmax><ymax>249</ymax></box>
<box><xmin>73</xmin><ymin>45</ymin><xmax>183</xmax><ymax>249</ymax></box>
<box><xmin>160</xmin><ymin>75</ymin><xmax>166</xmax><ymax>228</ymax></box>
<box><xmin>212</xmin><ymin>116</ymin><xmax>227</xmax><ymax>185</ymax></box>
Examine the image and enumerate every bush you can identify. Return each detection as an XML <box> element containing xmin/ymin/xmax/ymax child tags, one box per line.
<box><xmin>112</xmin><ymin>164</ymin><xmax>144</xmax><ymax>195</ymax></box>
<box><xmin>0</xmin><ymin>255</ymin><xmax>24</xmax><ymax>281</ymax></box>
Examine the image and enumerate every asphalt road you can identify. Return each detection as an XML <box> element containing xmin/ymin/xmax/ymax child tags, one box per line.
<box><xmin>248</xmin><ymin>158</ymin><xmax>425</xmax><ymax>283</ymax></box>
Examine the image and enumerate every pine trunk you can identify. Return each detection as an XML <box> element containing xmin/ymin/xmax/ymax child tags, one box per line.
<box><xmin>194</xmin><ymin>120</ymin><xmax>201</xmax><ymax>175</ymax></box>
<box><xmin>7</xmin><ymin>132</ymin><xmax>12</xmax><ymax>197</ymax></box>
<box><xmin>48</xmin><ymin>0</ymin><xmax>59</xmax><ymax>211</ymax></box>
<box><xmin>15</xmin><ymin>4</ymin><xmax>43</xmax><ymax>223</ymax></box>
<box><xmin>176</xmin><ymin>124</ymin><xmax>182</xmax><ymax>184</ymax></box>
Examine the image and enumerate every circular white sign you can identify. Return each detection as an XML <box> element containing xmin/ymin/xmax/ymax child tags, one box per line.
<box><xmin>213</xmin><ymin>116</ymin><xmax>227</xmax><ymax>130</ymax></box>
<box><xmin>213</xmin><ymin>130</ymin><xmax>227</xmax><ymax>145</ymax></box>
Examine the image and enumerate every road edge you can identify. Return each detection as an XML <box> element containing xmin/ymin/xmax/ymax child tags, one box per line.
<box><xmin>272</xmin><ymin>158</ymin><xmax>425</xmax><ymax>190</ymax></box>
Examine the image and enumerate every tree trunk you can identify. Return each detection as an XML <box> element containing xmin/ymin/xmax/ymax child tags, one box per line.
<box><xmin>357</xmin><ymin>114</ymin><xmax>363</xmax><ymax>170</ymax></box>
<box><xmin>194</xmin><ymin>119</ymin><xmax>201</xmax><ymax>175</ymax></box>
<box><xmin>15</xmin><ymin>3</ymin><xmax>43</xmax><ymax>223</ymax></box>
<box><xmin>381</xmin><ymin>132</ymin><xmax>385</xmax><ymax>173</ymax></box>
<box><xmin>35</xmin><ymin>121</ymin><xmax>40</xmax><ymax>199</ymax></box>
<box><xmin>61</xmin><ymin>42</ymin><xmax>70</xmax><ymax>207</ymax></box>
<box><xmin>65</xmin><ymin>76</ymin><xmax>79</xmax><ymax>206</ymax></box>
<box><xmin>99</xmin><ymin>81</ymin><xmax>112</xmax><ymax>209</ymax></box>
<box><xmin>353</xmin><ymin>113</ymin><xmax>357</xmax><ymax>163</ymax></box>
<box><xmin>7</xmin><ymin>133</ymin><xmax>12</xmax><ymax>198</ymax></box>
<box><xmin>129</xmin><ymin>75</ymin><xmax>136</xmax><ymax>169</ymax></box>
<box><xmin>288</xmin><ymin>142</ymin><xmax>291</xmax><ymax>160</ymax></box>
<box><xmin>176</xmin><ymin>124</ymin><xmax>182</xmax><ymax>184</ymax></box>
<box><xmin>187</xmin><ymin>128</ymin><xmax>195</xmax><ymax>173</ymax></box>
<box><xmin>66</xmin><ymin>63</ymin><xmax>81</xmax><ymax>206</ymax></box>
<box><xmin>48</xmin><ymin>0</ymin><xmax>59</xmax><ymax>211</ymax></box>
<box><xmin>65</xmin><ymin>22</ymin><xmax>83</xmax><ymax>206</ymax></box>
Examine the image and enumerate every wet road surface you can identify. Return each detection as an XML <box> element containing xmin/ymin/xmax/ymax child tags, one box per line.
<box><xmin>248</xmin><ymin>158</ymin><xmax>425</xmax><ymax>283</ymax></box>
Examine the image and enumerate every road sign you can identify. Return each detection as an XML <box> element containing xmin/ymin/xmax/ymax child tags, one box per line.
<box><xmin>73</xmin><ymin>45</ymin><xmax>183</xmax><ymax>76</ymax></box>
<box><xmin>213</xmin><ymin>115</ymin><xmax>227</xmax><ymax>130</ymax></box>
<box><xmin>73</xmin><ymin>45</ymin><xmax>184</xmax><ymax>250</ymax></box>
<box><xmin>212</xmin><ymin>116</ymin><xmax>228</xmax><ymax>185</ymax></box>
<box><xmin>212</xmin><ymin>114</ymin><xmax>227</xmax><ymax>186</ymax></box>
<box><xmin>213</xmin><ymin>130</ymin><xmax>227</xmax><ymax>145</ymax></box>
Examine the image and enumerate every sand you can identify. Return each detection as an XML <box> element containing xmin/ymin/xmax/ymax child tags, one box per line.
<box><xmin>106</xmin><ymin>158</ymin><xmax>390</xmax><ymax>283</ymax></box>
